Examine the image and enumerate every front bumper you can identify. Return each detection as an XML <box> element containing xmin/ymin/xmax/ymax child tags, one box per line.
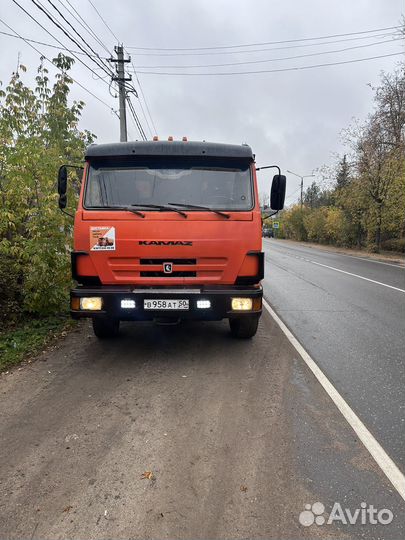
<box><xmin>70</xmin><ymin>285</ymin><xmax>262</xmax><ymax>321</ymax></box>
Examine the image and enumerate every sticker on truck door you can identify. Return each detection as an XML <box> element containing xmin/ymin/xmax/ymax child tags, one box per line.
<box><xmin>90</xmin><ymin>226</ymin><xmax>116</xmax><ymax>251</ymax></box>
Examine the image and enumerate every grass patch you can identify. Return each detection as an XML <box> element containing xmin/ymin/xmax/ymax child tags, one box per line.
<box><xmin>0</xmin><ymin>315</ymin><xmax>76</xmax><ymax>372</ymax></box>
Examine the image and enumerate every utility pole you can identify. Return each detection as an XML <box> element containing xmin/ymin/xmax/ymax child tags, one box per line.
<box><xmin>287</xmin><ymin>170</ymin><xmax>315</xmax><ymax>209</ymax></box>
<box><xmin>110</xmin><ymin>45</ymin><xmax>131</xmax><ymax>142</ymax></box>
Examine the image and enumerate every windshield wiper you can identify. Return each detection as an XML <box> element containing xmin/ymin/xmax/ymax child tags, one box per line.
<box><xmin>168</xmin><ymin>202</ymin><xmax>230</xmax><ymax>219</ymax></box>
<box><xmin>130</xmin><ymin>203</ymin><xmax>187</xmax><ymax>218</ymax></box>
<box><xmin>100</xmin><ymin>205</ymin><xmax>146</xmax><ymax>217</ymax></box>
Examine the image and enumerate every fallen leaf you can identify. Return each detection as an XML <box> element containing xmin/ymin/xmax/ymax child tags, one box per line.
<box><xmin>240</xmin><ymin>485</ymin><xmax>248</xmax><ymax>492</ymax></box>
<box><xmin>141</xmin><ymin>471</ymin><xmax>154</xmax><ymax>480</ymax></box>
<box><xmin>63</xmin><ymin>505</ymin><xmax>73</xmax><ymax>513</ymax></box>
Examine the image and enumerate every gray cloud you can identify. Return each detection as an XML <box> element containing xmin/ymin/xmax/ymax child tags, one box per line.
<box><xmin>1</xmin><ymin>0</ymin><xmax>403</xmax><ymax>198</ymax></box>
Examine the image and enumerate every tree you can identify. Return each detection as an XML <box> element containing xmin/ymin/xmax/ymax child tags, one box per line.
<box><xmin>336</xmin><ymin>154</ymin><xmax>350</xmax><ymax>189</ymax></box>
<box><xmin>0</xmin><ymin>55</ymin><xmax>94</xmax><ymax>321</ymax></box>
<box><xmin>304</xmin><ymin>181</ymin><xmax>320</xmax><ymax>208</ymax></box>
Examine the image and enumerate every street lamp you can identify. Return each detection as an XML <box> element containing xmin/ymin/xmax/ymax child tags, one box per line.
<box><xmin>286</xmin><ymin>170</ymin><xmax>315</xmax><ymax>209</ymax></box>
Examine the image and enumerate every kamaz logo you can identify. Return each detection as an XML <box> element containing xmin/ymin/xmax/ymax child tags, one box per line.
<box><xmin>139</xmin><ymin>241</ymin><xmax>193</xmax><ymax>246</ymax></box>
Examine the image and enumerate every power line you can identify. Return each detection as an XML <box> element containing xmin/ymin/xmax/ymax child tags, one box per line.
<box><xmin>134</xmin><ymin>52</ymin><xmax>404</xmax><ymax>76</ymax></box>
<box><xmin>28</xmin><ymin>0</ymin><xmax>113</xmax><ymax>78</ymax></box>
<box><xmin>56</xmin><ymin>0</ymin><xmax>111</xmax><ymax>56</ymax></box>
<box><xmin>126</xmin><ymin>25</ymin><xmax>401</xmax><ymax>51</ymax></box>
<box><xmin>127</xmin><ymin>57</ymin><xmax>158</xmax><ymax>136</ymax></box>
<box><xmin>86</xmin><ymin>0</ymin><xmax>119</xmax><ymax>43</ymax></box>
<box><xmin>80</xmin><ymin>0</ymin><xmax>153</xmax><ymax>140</ymax></box>
<box><xmin>0</xmin><ymin>18</ymin><xmax>118</xmax><ymax>116</ymax></box>
<box><xmin>127</xmin><ymin>68</ymin><xmax>153</xmax><ymax>138</ymax></box>
<box><xmin>128</xmin><ymin>37</ymin><xmax>403</xmax><ymax>70</ymax></box>
<box><xmin>126</xmin><ymin>94</ymin><xmax>147</xmax><ymax>140</ymax></box>
<box><xmin>11</xmin><ymin>0</ymin><xmax>111</xmax><ymax>85</ymax></box>
<box><xmin>45</xmin><ymin>0</ymin><xmax>113</xmax><ymax>75</ymax></box>
<box><xmin>0</xmin><ymin>29</ymin><xmax>108</xmax><ymax>58</ymax></box>
<box><xmin>127</xmin><ymin>32</ymin><xmax>399</xmax><ymax>57</ymax></box>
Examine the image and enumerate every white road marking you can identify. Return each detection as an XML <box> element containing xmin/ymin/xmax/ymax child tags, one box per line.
<box><xmin>309</xmin><ymin>260</ymin><xmax>405</xmax><ymax>293</ymax></box>
<box><xmin>337</xmin><ymin>254</ymin><xmax>405</xmax><ymax>269</ymax></box>
<box><xmin>263</xmin><ymin>298</ymin><xmax>405</xmax><ymax>502</ymax></box>
<box><xmin>263</xmin><ymin>239</ymin><xmax>405</xmax><ymax>268</ymax></box>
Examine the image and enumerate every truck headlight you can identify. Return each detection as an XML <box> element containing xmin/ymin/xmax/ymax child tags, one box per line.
<box><xmin>80</xmin><ymin>297</ymin><xmax>103</xmax><ymax>311</ymax></box>
<box><xmin>231</xmin><ymin>298</ymin><xmax>253</xmax><ymax>311</ymax></box>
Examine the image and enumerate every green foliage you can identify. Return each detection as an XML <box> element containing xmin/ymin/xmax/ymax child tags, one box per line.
<box><xmin>0</xmin><ymin>315</ymin><xmax>76</xmax><ymax>371</ymax></box>
<box><xmin>336</xmin><ymin>154</ymin><xmax>351</xmax><ymax>189</ymax></box>
<box><xmin>0</xmin><ymin>56</ymin><xmax>94</xmax><ymax>323</ymax></box>
<box><xmin>281</xmin><ymin>64</ymin><xmax>405</xmax><ymax>253</ymax></box>
<box><xmin>281</xmin><ymin>206</ymin><xmax>307</xmax><ymax>241</ymax></box>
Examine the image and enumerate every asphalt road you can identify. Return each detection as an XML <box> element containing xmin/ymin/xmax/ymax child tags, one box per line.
<box><xmin>0</xmin><ymin>241</ymin><xmax>404</xmax><ymax>539</ymax></box>
<box><xmin>263</xmin><ymin>239</ymin><xmax>405</xmax><ymax>474</ymax></box>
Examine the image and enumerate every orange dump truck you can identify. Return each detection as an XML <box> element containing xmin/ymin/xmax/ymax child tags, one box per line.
<box><xmin>58</xmin><ymin>140</ymin><xmax>285</xmax><ymax>339</ymax></box>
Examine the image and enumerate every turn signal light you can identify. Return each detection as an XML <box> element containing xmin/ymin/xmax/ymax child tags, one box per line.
<box><xmin>231</xmin><ymin>298</ymin><xmax>253</xmax><ymax>311</ymax></box>
<box><xmin>71</xmin><ymin>297</ymin><xmax>80</xmax><ymax>310</ymax></box>
<box><xmin>80</xmin><ymin>297</ymin><xmax>103</xmax><ymax>311</ymax></box>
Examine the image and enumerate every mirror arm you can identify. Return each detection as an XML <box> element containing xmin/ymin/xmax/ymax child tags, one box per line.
<box><xmin>61</xmin><ymin>208</ymin><xmax>75</xmax><ymax>219</ymax></box>
<box><xmin>262</xmin><ymin>209</ymin><xmax>279</xmax><ymax>220</ymax></box>
<box><xmin>255</xmin><ymin>165</ymin><xmax>281</xmax><ymax>175</ymax></box>
<box><xmin>61</xmin><ymin>164</ymin><xmax>84</xmax><ymax>171</ymax></box>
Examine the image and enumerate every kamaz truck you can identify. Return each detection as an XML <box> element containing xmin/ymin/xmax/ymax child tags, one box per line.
<box><xmin>58</xmin><ymin>139</ymin><xmax>285</xmax><ymax>339</ymax></box>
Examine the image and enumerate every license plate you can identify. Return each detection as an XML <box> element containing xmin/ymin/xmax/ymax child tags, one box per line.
<box><xmin>144</xmin><ymin>299</ymin><xmax>189</xmax><ymax>310</ymax></box>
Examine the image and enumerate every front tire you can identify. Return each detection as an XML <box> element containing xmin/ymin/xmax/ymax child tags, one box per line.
<box><xmin>92</xmin><ymin>317</ymin><xmax>120</xmax><ymax>339</ymax></box>
<box><xmin>229</xmin><ymin>315</ymin><xmax>259</xmax><ymax>339</ymax></box>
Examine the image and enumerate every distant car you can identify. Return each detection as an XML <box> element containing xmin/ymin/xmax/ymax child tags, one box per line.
<box><xmin>263</xmin><ymin>228</ymin><xmax>273</xmax><ymax>238</ymax></box>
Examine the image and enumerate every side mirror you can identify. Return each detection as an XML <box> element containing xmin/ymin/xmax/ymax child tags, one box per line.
<box><xmin>58</xmin><ymin>165</ymin><xmax>68</xmax><ymax>209</ymax></box>
<box><xmin>270</xmin><ymin>174</ymin><xmax>286</xmax><ymax>210</ymax></box>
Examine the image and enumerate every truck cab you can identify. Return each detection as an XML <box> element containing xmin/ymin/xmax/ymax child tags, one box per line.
<box><xmin>59</xmin><ymin>140</ymin><xmax>285</xmax><ymax>338</ymax></box>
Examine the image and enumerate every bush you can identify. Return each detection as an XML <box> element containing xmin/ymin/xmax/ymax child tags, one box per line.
<box><xmin>0</xmin><ymin>255</ymin><xmax>22</xmax><ymax>324</ymax></box>
<box><xmin>381</xmin><ymin>238</ymin><xmax>405</xmax><ymax>253</ymax></box>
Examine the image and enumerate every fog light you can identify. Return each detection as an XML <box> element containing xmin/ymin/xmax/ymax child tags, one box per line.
<box><xmin>121</xmin><ymin>299</ymin><xmax>136</xmax><ymax>309</ymax></box>
<box><xmin>197</xmin><ymin>299</ymin><xmax>211</xmax><ymax>309</ymax></box>
<box><xmin>80</xmin><ymin>297</ymin><xmax>103</xmax><ymax>311</ymax></box>
<box><xmin>231</xmin><ymin>297</ymin><xmax>253</xmax><ymax>311</ymax></box>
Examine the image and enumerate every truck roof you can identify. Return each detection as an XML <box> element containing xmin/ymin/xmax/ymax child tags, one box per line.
<box><xmin>85</xmin><ymin>140</ymin><xmax>253</xmax><ymax>160</ymax></box>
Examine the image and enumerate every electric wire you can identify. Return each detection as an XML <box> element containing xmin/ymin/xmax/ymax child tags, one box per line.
<box><xmin>127</xmin><ymin>58</ymin><xmax>157</xmax><ymax>136</ymax></box>
<box><xmin>11</xmin><ymin>0</ymin><xmax>112</xmax><ymax>86</ymax></box>
<box><xmin>0</xmin><ymin>29</ymin><xmax>108</xmax><ymax>58</ymax></box>
<box><xmin>28</xmin><ymin>0</ymin><xmax>113</xmax><ymax>78</ymax></box>
<box><xmin>79</xmin><ymin>0</ymin><xmax>152</xmax><ymax>139</ymax></box>
<box><xmin>0</xmin><ymin>18</ymin><xmax>118</xmax><ymax>116</ymax></box>
<box><xmin>134</xmin><ymin>52</ymin><xmax>404</xmax><ymax>76</ymax></box>
<box><xmin>126</xmin><ymin>94</ymin><xmax>148</xmax><ymax>140</ymax></box>
<box><xmin>86</xmin><ymin>0</ymin><xmax>120</xmax><ymax>43</ymax></box>
<box><xmin>126</xmin><ymin>25</ymin><xmax>401</xmax><ymax>51</ymax></box>
<box><xmin>56</xmin><ymin>0</ymin><xmax>111</xmax><ymax>55</ymax></box>
<box><xmin>127</xmin><ymin>32</ymin><xmax>400</xmax><ymax>57</ymax></box>
<box><xmin>127</xmin><ymin>37</ymin><xmax>403</xmax><ymax>69</ymax></box>
<box><xmin>45</xmin><ymin>0</ymin><xmax>113</xmax><ymax>75</ymax></box>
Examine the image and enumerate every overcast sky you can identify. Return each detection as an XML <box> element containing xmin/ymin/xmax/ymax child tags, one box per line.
<box><xmin>1</xmin><ymin>0</ymin><xmax>404</xmax><ymax>202</ymax></box>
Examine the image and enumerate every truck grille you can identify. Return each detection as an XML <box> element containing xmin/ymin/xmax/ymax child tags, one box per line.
<box><xmin>140</xmin><ymin>258</ymin><xmax>196</xmax><ymax>278</ymax></box>
<box><xmin>108</xmin><ymin>256</ymin><xmax>227</xmax><ymax>281</ymax></box>
<box><xmin>140</xmin><ymin>258</ymin><xmax>195</xmax><ymax>265</ymax></box>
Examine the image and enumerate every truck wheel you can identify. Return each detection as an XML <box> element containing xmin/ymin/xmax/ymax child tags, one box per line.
<box><xmin>229</xmin><ymin>315</ymin><xmax>259</xmax><ymax>339</ymax></box>
<box><xmin>92</xmin><ymin>317</ymin><xmax>120</xmax><ymax>339</ymax></box>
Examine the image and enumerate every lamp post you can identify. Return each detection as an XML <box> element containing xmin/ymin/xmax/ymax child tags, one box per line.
<box><xmin>286</xmin><ymin>170</ymin><xmax>315</xmax><ymax>209</ymax></box>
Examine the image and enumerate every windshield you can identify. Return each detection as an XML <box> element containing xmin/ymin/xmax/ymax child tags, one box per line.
<box><xmin>84</xmin><ymin>158</ymin><xmax>253</xmax><ymax>211</ymax></box>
